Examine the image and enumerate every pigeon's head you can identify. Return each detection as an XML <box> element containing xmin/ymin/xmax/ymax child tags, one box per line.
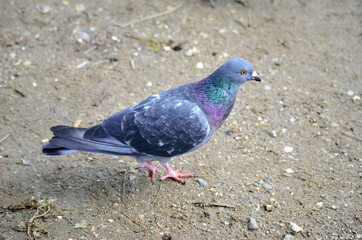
<box><xmin>211</xmin><ymin>58</ymin><xmax>262</xmax><ymax>84</ymax></box>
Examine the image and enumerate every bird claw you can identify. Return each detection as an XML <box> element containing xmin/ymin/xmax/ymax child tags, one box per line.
<box><xmin>159</xmin><ymin>167</ymin><xmax>196</xmax><ymax>184</ymax></box>
<box><xmin>137</xmin><ymin>162</ymin><xmax>158</xmax><ymax>182</ymax></box>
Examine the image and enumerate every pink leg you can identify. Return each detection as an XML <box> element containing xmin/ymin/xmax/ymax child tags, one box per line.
<box><xmin>137</xmin><ymin>161</ymin><xmax>158</xmax><ymax>182</ymax></box>
<box><xmin>160</xmin><ymin>161</ymin><xmax>196</xmax><ymax>184</ymax></box>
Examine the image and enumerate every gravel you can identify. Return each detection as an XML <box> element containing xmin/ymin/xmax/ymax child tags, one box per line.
<box><xmin>263</xmin><ymin>183</ymin><xmax>273</xmax><ymax>190</ymax></box>
<box><xmin>197</xmin><ymin>178</ymin><xmax>209</xmax><ymax>187</ymax></box>
<box><xmin>290</xmin><ymin>222</ymin><xmax>303</xmax><ymax>232</ymax></box>
<box><xmin>284</xmin><ymin>234</ymin><xmax>294</xmax><ymax>240</ymax></box>
<box><xmin>248</xmin><ymin>217</ymin><xmax>259</xmax><ymax>230</ymax></box>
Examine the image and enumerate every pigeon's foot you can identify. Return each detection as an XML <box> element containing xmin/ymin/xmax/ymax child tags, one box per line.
<box><xmin>137</xmin><ymin>161</ymin><xmax>158</xmax><ymax>182</ymax></box>
<box><xmin>160</xmin><ymin>162</ymin><xmax>196</xmax><ymax>184</ymax></box>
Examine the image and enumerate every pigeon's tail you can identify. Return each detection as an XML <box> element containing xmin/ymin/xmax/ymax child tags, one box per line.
<box><xmin>42</xmin><ymin>125</ymin><xmax>134</xmax><ymax>156</ymax></box>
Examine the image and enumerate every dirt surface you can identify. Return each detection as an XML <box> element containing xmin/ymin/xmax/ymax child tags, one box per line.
<box><xmin>0</xmin><ymin>0</ymin><xmax>361</xmax><ymax>239</ymax></box>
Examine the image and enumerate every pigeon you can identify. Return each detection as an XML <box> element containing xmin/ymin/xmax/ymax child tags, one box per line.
<box><xmin>43</xmin><ymin>58</ymin><xmax>261</xmax><ymax>183</ymax></box>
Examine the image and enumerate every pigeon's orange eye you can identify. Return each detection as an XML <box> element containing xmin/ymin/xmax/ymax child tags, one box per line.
<box><xmin>241</xmin><ymin>70</ymin><xmax>247</xmax><ymax>75</ymax></box>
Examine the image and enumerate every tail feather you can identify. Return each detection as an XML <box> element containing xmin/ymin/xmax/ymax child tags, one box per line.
<box><xmin>42</xmin><ymin>125</ymin><xmax>133</xmax><ymax>156</ymax></box>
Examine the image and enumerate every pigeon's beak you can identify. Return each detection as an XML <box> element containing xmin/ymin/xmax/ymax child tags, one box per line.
<box><xmin>251</xmin><ymin>71</ymin><xmax>262</xmax><ymax>82</ymax></box>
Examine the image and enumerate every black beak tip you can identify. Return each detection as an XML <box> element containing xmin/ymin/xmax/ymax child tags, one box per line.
<box><xmin>254</xmin><ymin>76</ymin><xmax>262</xmax><ymax>82</ymax></box>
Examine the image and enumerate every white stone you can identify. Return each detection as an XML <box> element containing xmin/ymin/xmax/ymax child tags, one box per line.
<box><xmin>316</xmin><ymin>202</ymin><xmax>323</xmax><ymax>208</ymax></box>
<box><xmin>248</xmin><ymin>217</ymin><xmax>259</xmax><ymax>230</ymax></box>
<box><xmin>347</xmin><ymin>90</ymin><xmax>354</xmax><ymax>96</ymax></box>
<box><xmin>290</xmin><ymin>222</ymin><xmax>303</xmax><ymax>232</ymax></box>
<box><xmin>185</xmin><ymin>46</ymin><xmax>199</xmax><ymax>57</ymax></box>
<box><xmin>146</xmin><ymin>81</ymin><xmax>152</xmax><ymax>87</ymax></box>
<box><xmin>111</xmin><ymin>35</ymin><xmax>120</xmax><ymax>42</ymax></box>
<box><xmin>264</xmin><ymin>85</ymin><xmax>272</xmax><ymax>91</ymax></box>
<box><xmin>23</xmin><ymin>60</ymin><xmax>32</xmax><ymax>66</ymax></box>
<box><xmin>285</xmin><ymin>168</ymin><xmax>294</xmax><ymax>174</ymax></box>
<box><xmin>284</xmin><ymin>146</ymin><xmax>294</xmax><ymax>153</ymax></box>
<box><xmin>353</xmin><ymin>95</ymin><xmax>360</xmax><ymax>102</ymax></box>
<box><xmin>163</xmin><ymin>45</ymin><xmax>171</xmax><ymax>51</ymax></box>
<box><xmin>284</xmin><ymin>234</ymin><xmax>294</xmax><ymax>240</ymax></box>
<box><xmin>269</xmin><ymin>130</ymin><xmax>277</xmax><ymax>138</ymax></box>
<box><xmin>196</xmin><ymin>62</ymin><xmax>204</xmax><ymax>69</ymax></box>
<box><xmin>330</xmin><ymin>122</ymin><xmax>339</xmax><ymax>127</ymax></box>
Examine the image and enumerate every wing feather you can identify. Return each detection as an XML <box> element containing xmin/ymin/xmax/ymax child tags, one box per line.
<box><xmin>102</xmin><ymin>97</ymin><xmax>210</xmax><ymax>157</ymax></box>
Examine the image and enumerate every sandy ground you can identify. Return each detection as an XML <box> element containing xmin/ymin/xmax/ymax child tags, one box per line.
<box><xmin>0</xmin><ymin>0</ymin><xmax>361</xmax><ymax>239</ymax></box>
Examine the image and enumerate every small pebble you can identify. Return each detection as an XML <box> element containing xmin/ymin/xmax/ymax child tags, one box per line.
<box><xmin>196</xmin><ymin>62</ymin><xmax>204</xmax><ymax>69</ymax></box>
<box><xmin>185</xmin><ymin>46</ymin><xmax>199</xmax><ymax>57</ymax></box>
<box><xmin>284</xmin><ymin>146</ymin><xmax>294</xmax><ymax>153</ymax></box>
<box><xmin>265</xmin><ymin>204</ymin><xmax>273</xmax><ymax>211</ymax></box>
<box><xmin>315</xmin><ymin>202</ymin><xmax>323</xmax><ymax>208</ymax></box>
<box><xmin>264</xmin><ymin>85</ymin><xmax>272</xmax><ymax>91</ymax></box>
<box><xmin>197</xmin><ymin>178</ymin><xmax>209</xmax><ymax>187</ymax></box>
<box><xmin>290</xmin><ymin>222</ymin><xmax>303</xmax><ymax>232</ymax></box>
<box><xmin>269</xmin><ymin>130</ymin><xmax>277</xmax><ymax>138</ymax></box>
<box><xmin>352</xmin><ymin>95</ymin><xmax>360</xmax><ymax>102</ymax></box>
<box><xmin>32</xmin><ymin>82</ymin><xmax>37</xmax><ymax>87</ymax></box>
<box><xmin>146</xmin><ymin>81</ymin><xmax>152</xmax><ymax>87</ymax></box>
<box><xmin>57</xmin><ymin>216</ymin><xmax>63</xmax><ymax>220</ymax></box>
<box><xmin>75</xmin><ymin>3</ymin><xmax>86</xmax><ymax>12</ymax></box>
<box><xmin>108</xmin><ymin>219</ymin><xmax>114</xmax><ymax>223</ymax></box>
<box><xmin>222</xmin><ymin>52</ymin><xmax>229</xmax><ymax>58</ymax></box>
<box><xmin>284</xmin><ymin>234</ymin><xmax>294</xmax><ymax>240</ymax></box>
<box><xmin>330</xmin><ymin>122</ymin><xmax>339</xmax><ymax>127</ymax></box>
<box><xmin>290</xmin><ymin>117</ymin><xmax>296</xmax><ymax>123</ymax></box>
<box><xmin>248</xmin><ymin>217</ymin><xmax>259</xmax><ymax>230</ymax></box>
<box><xmin>41</xmin><ymin>5</ymin><xmax>50</xmax><ymax>13</ymax></box>
<box><xmin>221</xmin><ymin>220</ymin><xmax>229</xmax><ymax>226</ymax></box>
<box><xmin>73</xmin><ymin>28</ymin><xmax>90</xmax><ymax>42</ymax></box>
<box><xmin>268</xmin><ymin>198</ymin><xmax>276</xmax><ymax>204</ymax></box>
<box><xmin>272</xmin><ymin>58</ymin><xmax>280</xmax><ymax>65</ymax></box>
<box><xmin>23</xmin><ymin>60</ymin><xmax>32</xmax><ymax>66</ymax></box>
<box><xmin>285</xmin><ymin>168</ymin><xmax>294</xmax><ymax>174</ymax></box>
<box><xmin>163</xmin><ymin>45</ymin><xmax>171</xmax><ymax>51</ymax></box>
<box><xmin>263</xmin><ymin>183</ymin><xmax>273</xmax><ymax>190</ymax></box>
<box><xmin>252</xmin><ymin>194</ymin><xmax>259</xmax><ymax>199</ymax></box>
<box><xmin>111</xmin><ymin>35</ymin><xmax>120</xmax><ymax>42</ymax></box>
<box><xmin>347</xmin><ymin>90</ymin><xmax>354</xmax><ymax>96</ymax></box>
<box><xmin>129</xmin><ymin>174</ymin><xmax>137</xmax><ymax>181</ymax></box>
<box><xmin>21</xmin><ymin>159</ymin><xmax>31</xmax><ymax>165</ymax></box>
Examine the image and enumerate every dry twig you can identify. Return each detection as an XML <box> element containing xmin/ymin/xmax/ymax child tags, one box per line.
<box><xmin>0</xmin><ymin>134</ymin><xmax>10</xmax><ymax>143</ymax></box>
<box><xmin>339</xmin><ymin>130</ymin><xmax>362</xmax><ymax>142</ymax></box>
<box><xmin>193</xmin><ymin>202</ymin><xmax>236</xmax><ymax>209</ymax></box>
<box><xmin>118</xmin><ymin>3</ymin><xmax>184</xmax><ymax>27</ymax></box>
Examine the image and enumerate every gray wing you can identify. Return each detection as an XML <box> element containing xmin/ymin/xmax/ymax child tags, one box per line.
<box><xmin>101</xmin><ymin>96</ymin><xmax>210</xmax><ymax>157</ymax></box>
